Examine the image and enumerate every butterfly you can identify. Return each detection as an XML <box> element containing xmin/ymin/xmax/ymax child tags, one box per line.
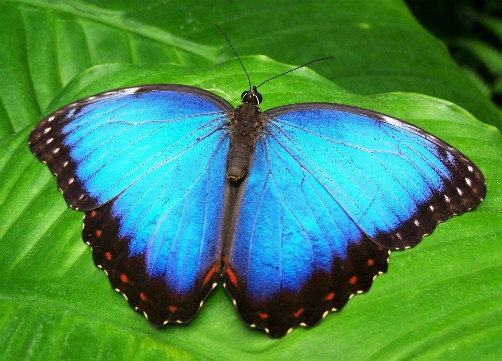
<box><xmin>28</xmin><ymin>74</ymin><xmax>486</xmax><ymax>338</ymax></box>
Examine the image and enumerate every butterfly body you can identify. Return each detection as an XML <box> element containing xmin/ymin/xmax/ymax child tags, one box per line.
<box><xmin>28</xmin><ymin>83</ymin><xmax>486</xmax><ymax>338</ymax></box>
<box><xmin>226</xmin><ymin>95</ymin><xmax>263</xmax><ymax>182</ymax></box>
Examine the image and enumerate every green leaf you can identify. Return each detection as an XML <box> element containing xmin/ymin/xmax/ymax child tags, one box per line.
<box><xmin>467</xmin><ymin>10</ymin><xmax>502</xmax><ymax>44</ymax></box>
<box><xmin>454</xmin><ymin>38</ymin><xmax>502</xmax><ymax>75</ymax></box>
<box><xmin>2</xmin><ymin>59</ymin><xmax>501</xmax><ymax>361</ymax></box>
<box><xmin>1</xmin><ymin>0</ymin><xmax>502</xmax><ymax>359</ymax></box>
<box><xmin>460</xmin><ymin>66</ymin><xmax>492</xmax><ymax>98</ymax></box>
<box><xmin>1</xmin><ymin>0</ymin><xmax>501</xmax><ymax>138</ymax></box>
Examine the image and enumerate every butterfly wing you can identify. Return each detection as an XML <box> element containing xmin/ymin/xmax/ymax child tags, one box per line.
<box><xmin>28</xmin><ymin>85</ymin><xmax>233</xmax><ymax>210</ymax></box>
<box><xmin>223</xmin><ymin>103</ymin><xmax>485</xmax><ymax>337</ymax></box>
<box><xmin>29</xmin><ymin>85</ymin><xmax>234</xmax><ymax>324</ymax></box>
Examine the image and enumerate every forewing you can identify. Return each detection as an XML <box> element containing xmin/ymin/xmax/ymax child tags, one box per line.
<box><xmin>28</xmin><ymin>84</ymin><xmax>233</xmax><ymax>210</ymax></box>
<box><xmin>265</xmin><ymin>104</ymin><xmax>486</xmax><ymax>249</ymax></box>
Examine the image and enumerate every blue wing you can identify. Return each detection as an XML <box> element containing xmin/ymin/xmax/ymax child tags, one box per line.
<box><xmin>29</xmin><ymin>85</ymin><xmax>233</xmax><ymax>210</ymax></box>
<box><xmin>222</xmin><ymin>104</ymin><xmax>486</xmax><ymax>337</ymax></box>
<box><xmin>29</xmin><ymin>85</ymin><xmax>233</xmax><ymax>324</ymax></box>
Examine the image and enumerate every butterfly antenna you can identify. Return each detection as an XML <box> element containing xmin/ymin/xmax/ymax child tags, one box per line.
<box><xmin>214</xmin><ymin>24</ymin><xmax>252</xmax><ymax>91</ymax></box>
<box><xmin>256</xmin><ymin>56</ymin><xmax>336</xmax><ymax>89</ymax></box>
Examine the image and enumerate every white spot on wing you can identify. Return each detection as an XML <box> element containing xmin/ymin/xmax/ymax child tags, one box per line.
<box><xmin>381</xmin><ymin>115</ymin><xmax>402</xmax><ymax>126</ymax></box>
<box><xmin>465</xmin><ymin>177</ymin><xmax>472</xmax><ymax>186</ymax></box>
<box><xmin>456</xmin><ymin>187</ymin><xmax>463</xmax><ymax>195</ymax></box>
<box><xmin>43</xmin><ymin>127</ymin><xmax>51</xmax><ymax>134</ymax></box>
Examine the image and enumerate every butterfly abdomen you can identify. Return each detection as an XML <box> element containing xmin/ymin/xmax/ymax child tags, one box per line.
<box><xmin>226</xmin><ymin>103</ymin><xmax>263</xmax><ymax>182</ymax></box>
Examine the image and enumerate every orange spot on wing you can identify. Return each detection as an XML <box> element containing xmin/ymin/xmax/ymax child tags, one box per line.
<box><xmin>324</xmin><ymin>292</ymin><xmax>335</xmax><ymax>301</ymax></box>
<box><xmin>294</xmin><ymin>308</ymin><xmax>304</xmax><ymax>318</ymax></box>
<box><xmin>120</xmin><ymin>274</ymin><xmax>129</xmax><ymax>284</ymax></box>
<box><xmin>202</xmin><ymin>264</ymin><xmax>218</xmax><ymax>287</ymax></box>
<box><xmin>367</xmin><ymin>259</ymin><xmax>374</xmax><ymax>266</ymax></box>
<box><xmin>349</xmin><ymin>276</ymin><xmax>358</xmax><ymax>285</ymax></box>
<box><xmin>139</xmin><ymin>292</ymin><xmax>148</xmax><ymax>302</ymax></box>
<box><xmin>104</xmin><ymin>252</ymin><xmax>112</xmax><ymax>261</ymax></box>
<box><xmin>226</xmin><ymin>266</ymin><xmax>238</xmax><ymax>287</ymax></box>
<box><xmin>90</xmin><ymin>210</ymin><xmax>97</xmax><ymax>218</ymax></box>
<box><xmin>168</xmin><ymin>305</ymin><xmax>177</xmax><ymax>313</ymax></box>
<box><xmin>258</xmin><ymin>312</ymin><xmax>268</xmax><ymax>320</ymax></box>
<box><xmin>95</xmin><ymin>229</ymin><xmax>102</xmax><ymax>237</ymax></box>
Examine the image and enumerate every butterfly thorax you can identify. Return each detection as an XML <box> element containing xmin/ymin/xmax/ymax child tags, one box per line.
<box><xmin>226</xmin><ymin>93</ymin><xmax>264</xmax><ymax>182</ymax></box>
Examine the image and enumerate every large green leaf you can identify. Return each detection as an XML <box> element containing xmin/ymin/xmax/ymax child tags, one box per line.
<box><xmin>1</xmin><ymin>0</ymin><xmax>501</xmax><ymax>359</ymax></box>
<box><xmin>1</xmin><ymin>59</ymin><xmax>501</xmax><ymax>360</ymax></box>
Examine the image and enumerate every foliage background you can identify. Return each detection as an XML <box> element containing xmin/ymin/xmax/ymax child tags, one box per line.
<box><xmin>406</xmin><ymin>0</ymin><xmax>502</xmax><ymax>110</ymax></box>
<box><xmin>0</xmin><ymin>0</ymin><xmax>501</xmax><ymax>360</ymax></box>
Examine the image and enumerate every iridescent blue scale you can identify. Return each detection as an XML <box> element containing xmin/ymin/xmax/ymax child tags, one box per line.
<box><xmin>28</xmin><ymin>81</ymin><xmax>485</xmax><ymax>338</ymax></box>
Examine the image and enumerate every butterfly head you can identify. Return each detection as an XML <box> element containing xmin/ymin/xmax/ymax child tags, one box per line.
<box><xmin>241</xmin><ymin>86</ymin><xmax>262</xmax><ymax>106</ymax></box>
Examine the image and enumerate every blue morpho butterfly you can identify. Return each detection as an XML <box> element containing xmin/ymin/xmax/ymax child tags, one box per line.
<box><xmin>28</xmin><ymin>40</ymin><xmax>486</xmax><ymax>339</ymax></box>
